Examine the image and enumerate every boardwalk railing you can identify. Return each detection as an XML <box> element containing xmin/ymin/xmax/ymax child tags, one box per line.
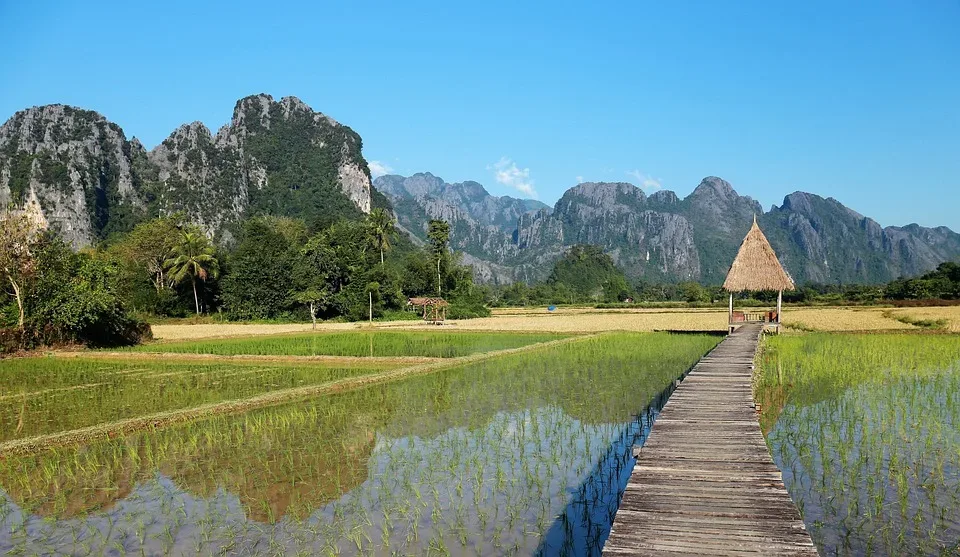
<box><xmin>603</xmin><ymin>323</ymin><xmax>817</xmax><ymax>556</ymax></box>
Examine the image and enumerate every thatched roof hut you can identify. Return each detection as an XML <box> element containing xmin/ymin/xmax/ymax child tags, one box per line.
<box><xmin>407</xmin><ymin>297</ymin><xmax>449</xmax><ymax>307</ymax></box>
<box><xmin>723</xmin><ymin>217</ymin><xmax>795</xmax><ymax>293</ymax></box>
<box><xmin>407</xmin><ymin>297</ymin><xmax>449</xmax><ymax>323</ymax></box>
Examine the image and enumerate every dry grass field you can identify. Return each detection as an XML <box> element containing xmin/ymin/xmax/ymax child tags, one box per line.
<box><xmin>781</xmin><ymin>307</ymin><xmax>918</xmax><ymax>331</ymax></box>
<box><xmin>888</xmin><ymin>306</ymin><xmax>960</xmax><ymax>332</ymax></box>
<box><xmin>146</xmin><ymin>305</ymin><xmax>960</xmax><ymax>341</ymax></box>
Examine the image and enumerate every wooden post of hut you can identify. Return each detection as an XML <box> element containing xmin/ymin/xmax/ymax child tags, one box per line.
<box><xmin>722</xmin><ymin>216</ymin><xmax>795</xmax><ymax>333</ymax></box>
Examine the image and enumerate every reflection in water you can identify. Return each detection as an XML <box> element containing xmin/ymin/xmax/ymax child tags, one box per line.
<box><xmin>0</xmin><ymin>333</ymin><xmax>715</xmax><ymax>555</ymax></box>
<box><xmin>0</xmin><ymin>404</ymin><xmax>666</xmax><ymax>556</ymax></box>
<box><xmin>768</xmin><ymin>377</ymin><xmax>960</xmax><ymax>555</ymax></box>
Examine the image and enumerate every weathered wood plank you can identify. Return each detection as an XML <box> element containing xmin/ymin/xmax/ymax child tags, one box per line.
<box><xmin>603</xmin><ymin>324</ymin><xmax>818</xmax><ymax>556</ymax></box>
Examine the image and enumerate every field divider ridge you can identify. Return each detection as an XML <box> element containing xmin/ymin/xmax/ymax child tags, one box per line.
<box><xmin>0</xmin><ymin>333</ymin><xmax>602</xmax><ymax>458</ymax></box>
<box><xmin>48</xmin><ymin>351</ymin><xmax>445</xmax><ymax>366</ymax></box>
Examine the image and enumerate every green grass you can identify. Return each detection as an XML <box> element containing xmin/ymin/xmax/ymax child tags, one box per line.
<box><xmin>757</xmin><ymin>334</ymin><xmax>960</xmax><ymax>556</ymax></box>
<box><xmin>129</xmin><ymin>330</ymin><xmax>569</xmax><ymax>357</ymax></box>
<box><xmin>0</xmin><ymin>332</ymin><xmax>719</xmax><ymax>554</ymax></box>
<box><xmin>0</xmin><ymin>357</ymin><xmax>396</xmax><ymax>442</ymax></box>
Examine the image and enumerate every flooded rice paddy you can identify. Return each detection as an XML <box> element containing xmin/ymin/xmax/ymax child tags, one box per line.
<box><xmin>0</xmin><ymin>332</ymin><xmax>718</xmax><ymax>555</ymax></box>
<box><xmin>758</xmin><ymin>334</ymin><xmax>960</xmax><ymax>556</ymax></box>
<box><xmin>129</xmin><ymin>330</ymin><xmax>567</xmax><ymax>358</ymax></box>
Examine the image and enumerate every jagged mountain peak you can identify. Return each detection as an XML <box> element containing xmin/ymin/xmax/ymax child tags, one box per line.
<box><xmin>648</xmin><ymin>190</ymin><xmax>680</xmax><ymax>205</ymax></box>
<box><xmin>374</xmin><ymin>172</ymin><xmax>539</xmax><ymax>209</ymax></box>
<box><xmin>1</xmin><ymin>94</ymin><xmax>373</xmax><ymax>245</ymax></box>
<box><xmin>560</xmin><ymin>181</ymin><xmax>646</xmax><ymax>208</ymax></box>
<box><xmin>230</xmin><ymin>94</ymin><xmax>340</xmax><ymax>133</ymax></box>
<box><xmin>686</xmin><ymin>176</ymin><xmax>760</xmax><ymax>209</ymax></box>
<box><xmin>690</xmin><ymin>175</ymin><xmax>736</xmax><ymax>196</ymax></box>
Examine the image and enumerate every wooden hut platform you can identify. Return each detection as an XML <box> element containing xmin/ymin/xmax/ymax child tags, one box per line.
<box><xmin>603</xmin><ymin>324</ymin><xmax>817</xmax><ymax>556</ymax></box>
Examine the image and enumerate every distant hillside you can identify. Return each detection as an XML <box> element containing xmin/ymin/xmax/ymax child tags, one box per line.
<box><xmin>380</xmin><ymin>173</ymin><xmax>960</xmax><ymax>285</ymax></box>
<box><xmin>0</xmin><ymin>94</ymin><xmax>379</xmax><ymax>246</ymax></box>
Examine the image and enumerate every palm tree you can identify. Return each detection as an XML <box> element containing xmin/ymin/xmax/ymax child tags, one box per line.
<box><xmin>165</xmin><ymin>229</ymin><xmax>219</xmax><ymax>315</ymax></box>
<box><xmin>427</xmin><ymin>219</ymin><xmax>450</xmax><ymax>295</ymax></box>
<box><xmin>367</xmin><ymin>208</ymin><xmax>396</xmax><ymax>265</ymax></box>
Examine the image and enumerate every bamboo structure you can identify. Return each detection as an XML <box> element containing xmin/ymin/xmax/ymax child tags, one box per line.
<box><xmin>407</xmin><ymin>297</ymin><xmax>449</xmax><ymax>324</ymax></box>
<box><xmin>722</xmin><ymin>216</ymin><xmax>795</xmax><ymax>333</ymax></box>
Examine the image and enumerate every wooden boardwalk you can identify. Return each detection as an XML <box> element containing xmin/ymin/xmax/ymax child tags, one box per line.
<box><xmin>603</xmin><ymin>324</ymin><xmax>818</xmax><ymax>556</ymax></box>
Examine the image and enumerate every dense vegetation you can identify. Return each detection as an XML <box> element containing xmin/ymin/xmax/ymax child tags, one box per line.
<box><xmin>0</xmin><ymin>213</ymin><xmax>149</xmax><ymax>352</ymax></box>
<box><xmin>0</xmin><ymin>208</ymin><xmax>488</xmax><ymax>351</ymax></box>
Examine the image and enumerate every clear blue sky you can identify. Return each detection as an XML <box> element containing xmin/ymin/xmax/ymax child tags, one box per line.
<box><xmin>2</xmin><ymin>1</ymin><xmax>958</xmax><ymax>230</ymax></box>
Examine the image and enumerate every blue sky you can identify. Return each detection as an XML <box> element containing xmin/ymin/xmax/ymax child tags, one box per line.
<box><xmin>1</xmin><ymin>1</ymin><xmax>958</xmax><ymax>230</ymax></box>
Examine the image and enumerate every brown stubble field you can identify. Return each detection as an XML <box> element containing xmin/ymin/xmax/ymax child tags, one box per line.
<box><xmin>147</xmin><ymin>305</ymin><xmax>960</xmax><ymax>341</ymax></box>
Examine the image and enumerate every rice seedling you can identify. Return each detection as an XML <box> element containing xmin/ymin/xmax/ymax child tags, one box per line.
<box><xmin>757</xmin><ymin>333</ymin><xmax>960</xmax><ymax>555</ymax></box>
<box><xmin>0</xmin><ymin>332</ymin><xmax>717</xmax><ymax>555</ymax></box>
<box><xmin>0</xmin><ymin>357</ymin><xmax>395</xmax><ymax>441</ymax></box>
<box><xmin>130</xmin><ymin>330</ymin><xmax>567</xmax><ymax>358</ymax></box>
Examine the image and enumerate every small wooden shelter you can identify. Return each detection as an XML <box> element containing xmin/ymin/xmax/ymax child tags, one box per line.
<box><xmin>722</xmin><ymin>216</ymin><xmax>795</xmax><ymax>332</ymax></box>
<box><xmin>407</xmin><ymin>297</ymin><xmax>449</xmax><ymax>324</ymax></box>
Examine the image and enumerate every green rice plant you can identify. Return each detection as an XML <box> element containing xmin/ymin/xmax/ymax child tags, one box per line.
<box><xmin>0</xmin><ymin>357</ymin><xmax>395</xmax><ymax>441</ymax></box>
<box><xmin>126</xmin><ymin>330</ymin><xmax>568</xmax><ymax>358</ymax></box>
<box><xmin>0</xmin><ymin>332</ymin><xmax>717</xmax><ymax>555</ymax></box>
<box><xmin>758</xmin><ymin>333</ymin><xmax>960</xmax><ymax>555</ymax></box>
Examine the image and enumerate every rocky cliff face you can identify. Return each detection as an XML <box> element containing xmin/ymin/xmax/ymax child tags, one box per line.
<box><xmin>375</xmin><ymin>172</ymin><xmax>547</xmax><ymax>236</ymax></box>
<box><xmin>762</xmin><ymin>192</ymin><xmax>960</xmax><ymax>284</ymax></box>
<box><xmin>0</xmin><ymin>105</ymin><xmax>143</xmax><ymax>246</ymax></box>
<box><xmin>374</xmin><ymin>173</ymin><xmax>549</xmax><ymax>282</ymax></box>
<box><xmin>0</xmin><ymin>95</ymin><xmax>373</xmax><ymax>245</ymax></box>
<box><xmin>381</xmin><ymin>173</ymin><xmax>960</xmax><ymax>285</ymax></box>
<box><xmin>520</xmin><ymin>182</ymin><xmax>701</xmax><ymax>281</ymax></box>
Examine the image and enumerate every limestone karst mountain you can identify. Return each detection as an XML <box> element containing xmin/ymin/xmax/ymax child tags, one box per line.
<box><xmin>2</xmin><ymin>96</ymin><xmax>957</xmax><ymax>285</ymax></box>
<box><xmin>0</xmin><ymin>94</ymin><xmax>375</xmax><ymax>246</ymax></box>
<box><xmin>378</xmin><ymin>174</ymin><xmax>960</xmax><ymax>285</ymax></box>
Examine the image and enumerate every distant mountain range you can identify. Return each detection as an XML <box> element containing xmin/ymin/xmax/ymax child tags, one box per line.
<box><xmin>2</xmin><ymin>95</ymin><xmax>957</xmax><ymax>286</ymax></box>
<box><xmin>376</xmin><ymin>173</ymin><xmax>960</xmax><ymax>285</ymax></box>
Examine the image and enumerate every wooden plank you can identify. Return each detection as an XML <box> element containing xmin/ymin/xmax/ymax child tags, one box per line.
<box><xmin>603</xmin><ymin>323</ymin><xmax>818</xmax><ymax>556</ymax></box>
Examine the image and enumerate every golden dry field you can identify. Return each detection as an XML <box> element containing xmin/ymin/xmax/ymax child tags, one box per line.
<box><xmin>146</xmin><ymin>305</ymin><xmax>960</xmax><ymax>341</ymax></box>
<box><xmin>888</xmin><ymin>306</ymin><xmax>960</xmax><ymax>332</ymax></box>
<box><xmin>780</xmin><ymin>307</ymin><xmax>917</xmax><ymax>331</ymax></box>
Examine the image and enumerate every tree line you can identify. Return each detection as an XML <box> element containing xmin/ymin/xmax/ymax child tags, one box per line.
<box><xmin>0</xmin><ymin>209</ymin><xmax>487</xmax><ymax>351</ymax></box>
<box><xmin>3</xmin><ymin>209</ymin><xmax>957</xmax><ymax>352</ymax></box>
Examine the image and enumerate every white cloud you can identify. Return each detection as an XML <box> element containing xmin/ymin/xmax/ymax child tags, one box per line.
<box><xmin>368</xmin><ymin>160</ymin><xmax>393</xmax><ymax>178</ymax></box>
<box><xmin>576</xmin><ymin>175</ymin><xmax>584</xmax><ymax>183</ymax></box>
<box><xmin>488</xmin><ymin>157</ymin><xmax>538</xmax><ymax>198</ymax></box>
<box><xmin>626</xmin><ymin>169</ymin><xmax>663</xmax><ymax>191</ymax></box>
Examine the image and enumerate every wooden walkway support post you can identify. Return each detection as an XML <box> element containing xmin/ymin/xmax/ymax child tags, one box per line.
<box><xmin>603</xmin><ymin>324</ymin><xmax>816</xmax><ymax>556</ymax></box>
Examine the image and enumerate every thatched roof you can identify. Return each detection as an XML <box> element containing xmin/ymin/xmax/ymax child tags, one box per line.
<box><xmin>723</xmin><ymin>217</ymin><xmax>795</xmax><ymax>292</ymax></box>
<box><xmin>407</xmin><ymin>297</ymin><xmax>449</xmax><ymax>307</ymax></box>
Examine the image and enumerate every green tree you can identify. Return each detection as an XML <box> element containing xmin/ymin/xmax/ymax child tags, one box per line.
<box><xmin>221</xmin><ymin>218</ymin><xmax>303</xmax><ymax>319</ymax></box>
<box><xmin>112</xmin><ymin>217</ymin><xmax>182</xmax><ymax>293</ymax></box>
<box><xmin>165</xmin><ymin>228</ymin><xmax>220</xmax><ymax>315</ymax></box>
<box><xmin>547</xmin><ymin>245</ymin><xmax>633</xmax><ymax>302</ymax></box>
<box><xmin>427</xmin><ymin>219</ymin><xmax>450</xmax><ymax>295</ymax></box>
<box><xmin>0</xmin><ymin>212</ymin><xmax>41</xmax><ymax>330</ymax></box>
<box><xmin>366</xmin><ymin>208</ymin><xmax>397</xmax><ymax>265</ymax></box>
<box><xmin>5</xmin><ymin>233</ymin><xmax>150</xmax><ymax>349</ymax></box>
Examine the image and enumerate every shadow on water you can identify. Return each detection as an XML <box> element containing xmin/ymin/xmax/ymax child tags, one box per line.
<box><xmin>535</xmin><ymin>370</ymin><xmax>685</xmax><ymax>556</ymax></box>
